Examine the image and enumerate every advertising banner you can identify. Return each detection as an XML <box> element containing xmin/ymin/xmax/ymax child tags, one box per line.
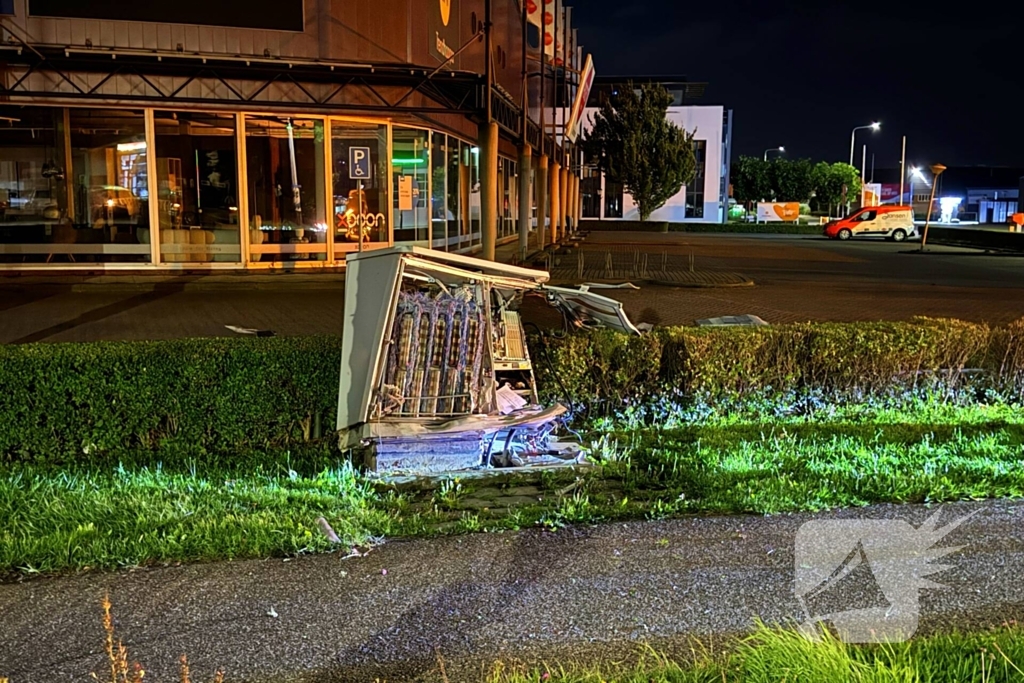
<box><xmin>757</xmin><ymin>202</ymin><xmax>801</xmax><ymax>223</ymax></box>
<box><xmin>565</xmin><ymin>54</ymin><xmax>595</xmax><ymax>143</ymax></box>
<box><xmin>429</xmin><ymin>0</ymin><xmax>462</xmax><ymax>66</ymax></box>
<box><xmin>862</xmin><ymin>183</ymin><xmax>882</xmax><ymax>207</ymax></box>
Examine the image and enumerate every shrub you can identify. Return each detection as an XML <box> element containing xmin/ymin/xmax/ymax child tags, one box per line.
<box><xmin>534</xmin><ymin>318</ymin><xmax>1024</xmax><ymax>415</ymax></box>
<box><xmin>0</xmin><ymin>337</ymin><xmax>341</xmax><ymax>467</ymax></box>
<box><xmin>2</xmin><ymin>318</ymin><xmax>1022</xmax><ymax>468</ymax></box>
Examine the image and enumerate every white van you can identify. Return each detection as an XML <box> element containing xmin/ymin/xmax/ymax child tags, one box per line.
<box><xmin>824</xmin><ymin>206</ymin><xmax>917</xmax><ymax>242</ymax></box>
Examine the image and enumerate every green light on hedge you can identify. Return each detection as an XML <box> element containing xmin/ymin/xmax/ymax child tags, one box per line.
<box><xmin>392</xmin><ymin>158</ymin><xmax>424</xmax><ymax>165</ymax></box>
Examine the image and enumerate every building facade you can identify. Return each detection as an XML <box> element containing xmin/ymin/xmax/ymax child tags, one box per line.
<box><xmin>578</xmin><ymin>77</ymin><xmax>733</xmax><ymax>224</ymax></box>
<box><xmin>0</xmin><ymin>0</ymin><xmax>578</xmax><ymax>270</ymax></box>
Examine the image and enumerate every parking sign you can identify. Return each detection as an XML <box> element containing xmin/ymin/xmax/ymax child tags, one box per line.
<box><xmin>349</xmin><ymin>147</ymin><xmax>372</xmax><ymax>180</ymax></box>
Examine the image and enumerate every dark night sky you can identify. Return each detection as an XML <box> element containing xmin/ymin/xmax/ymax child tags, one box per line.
<box><xmin>572</xmin><ymin>0</ymin><xmax>1023</xmax><ymax>167</ymax></box>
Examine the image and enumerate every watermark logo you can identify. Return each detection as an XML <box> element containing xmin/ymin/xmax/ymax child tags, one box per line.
<box><xmin>794</xmin><ymin>508</ymin><xmax>977</xmax><ymax>643</ymax></box>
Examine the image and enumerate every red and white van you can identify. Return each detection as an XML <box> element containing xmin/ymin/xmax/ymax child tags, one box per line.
<box><xmin>823</xmin><ymin>206</ymin><xmax>917</xmax><ymax>242</ymax></box>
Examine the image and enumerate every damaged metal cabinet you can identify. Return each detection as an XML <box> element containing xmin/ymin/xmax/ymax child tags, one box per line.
<box><xmin>337</xmin><ymin>246</ymin><xmax>583</xmax><ymax>475</ymax></box>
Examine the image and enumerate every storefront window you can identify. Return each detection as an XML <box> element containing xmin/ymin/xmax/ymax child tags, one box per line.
<box><xmin>153</xmin><ymin>111</ymin><xmax>241</xmax><ymax>263</ymax></box>
<box><xmin>468</xmin><ymin>144</ymin><xmax>481</xmax><ymax>247</ymax></box>
<box><xmin>499</xmin><ymin>158</ymin><xmax>518</xmax><ymax>238</ymax></box>
<box><xmin>582</xmin><ymin>166</ymin><xmax>601</xmax><ymax>219</ymax></box>
<box><xmin>244</xmin><ymin>116</ymin><xmax>327</xmax><ymax>262</ymax></box>
<box><xmin>392</xmin><ymin>127</ymin><xmax>430</xmax><ymax>244</ymax></box>
<box><xmin>605</xmin><ymin>179</ymin><xmax>624</xmax><ymax>219</ymax></box>
<box><xmin>431</xmin><ymin>134</ymin><xmax>448</xmax><ymax>249</ymax></box>
<box><xmin>447</xmin><ymin>137</ymin><xmax>463</xmax><ymax>249</ymax></box>
<box><xmin>331</xmin><ymin>119</ymin><xmax>389</xmax><ymax>247</ymax></box>
<box><xmin>0</xmin><ymin>106</ymin><xmax>150</xmax><ymax>263</ymax></box>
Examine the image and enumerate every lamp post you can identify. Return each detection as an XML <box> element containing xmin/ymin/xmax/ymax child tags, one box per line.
<box><xmin>763</xmin><ymin>146</ymin><xmax>785</xmax><ymax>161</ymax></box>
<box><xmin>849</xmin><ymin>122</ymin><xmax>880</xmax><ymax>167</ymax></box>
<box><xmin>920</xmin><ymin>163</ymin><xmax>947</xmax><ymax>251</ymax></box>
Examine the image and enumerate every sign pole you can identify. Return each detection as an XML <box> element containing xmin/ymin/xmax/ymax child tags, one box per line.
<box><xmin>357</xmin><ymin>179</ymin><xmax>363</xmax><ymax>253</ymax></box>
<box><xmin>899</xmin><ymin>135</ymin><xmax>907</xmax><ymax>206</ymax></box>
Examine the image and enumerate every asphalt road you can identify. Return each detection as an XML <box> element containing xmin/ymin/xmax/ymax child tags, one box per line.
<box><xmin>1</xmin><ymin>233</ymin><xmax>1022</xmax><ymax>343</ymax></box>
<box><xmin>2</xmin><ymin>500</ymin><xmax>1024</xmax><ymax>682</ymax></box>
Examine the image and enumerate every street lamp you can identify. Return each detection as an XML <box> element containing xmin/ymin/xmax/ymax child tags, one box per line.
<box><xmin>920</xmin><ymin>163</ymin><xmax>947</xmax><ymax>251</ymax></box>
<box><xmin>764</xmin><ymin>146</ymin><xmax>785</xmax><ymax>161</ymax></box>
<box><xmin>849</xmin><ymin>122</ymin><xmax>880</xmax><ymax>166</ymax></box>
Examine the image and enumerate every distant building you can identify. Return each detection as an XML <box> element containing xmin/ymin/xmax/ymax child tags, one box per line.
<box><xmin>577</xmin><ymin>77</ymin><xmax>733</xmax><ymax>223</ymax></box>
<box><xmin>876</xmin><ymin>166</ymin><xmax>1024</xmax><ymax>222</ymax></box>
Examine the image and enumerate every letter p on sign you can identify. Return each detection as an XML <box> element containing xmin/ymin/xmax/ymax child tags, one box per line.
<box><xmin>349</xmin><ymin>147</ymin><xmax>372</xmax><ymax>180</ymax></box>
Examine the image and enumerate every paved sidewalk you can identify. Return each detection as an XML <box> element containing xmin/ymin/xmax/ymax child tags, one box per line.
<box><xmin>3</xmin><ymin>232</ymin><xmax>1024</xmax><ymax>344</ymax></box>
<box><xmin>1</xmin><ymin>501</ymin><xmax>1021</xmax><ymax>682</ymax></box>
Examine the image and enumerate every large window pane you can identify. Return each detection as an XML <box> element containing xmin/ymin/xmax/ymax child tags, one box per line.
<box><xmin>245</xmin><ymin>116</ymin><xmax>327</xmax><ymax>262</ymax></box>
<box><xmin>469</xmin><ymin>144</ymin><xmax>481</xmax><ymax>246</ymax></box>
<box><xmin>153</xmin><ymin>111</ymin><xmax>241</xmax><ymax>263</ymax></box>
<box><xmin>392</xmin><ymin>127</ymin><xmax>430</xmax><ymax>244</ymax></box>
<box><xmin>0</xmin><ymin>106</ymin><xmax>150</xmax><ymax>263</ymax></box>
<box><xmin>431</xmin><ymin>133</ymin><xmax>447</xmax><ymax>249</ymax></box>
<box><xmin>447</xmin><ymin>137</ymin><xmax>462</xmax><ymax>249</ymax></box>
<box><xmin>331</xmin><ymin>120</ymin><xmax>389</xmax><ymax>246</ymax></box>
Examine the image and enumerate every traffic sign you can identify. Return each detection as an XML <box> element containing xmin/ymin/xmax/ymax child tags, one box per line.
<box><xmin>349</xmin><ymin>147</ymin><xmax>372</xmax><ymax>180</ymax></box>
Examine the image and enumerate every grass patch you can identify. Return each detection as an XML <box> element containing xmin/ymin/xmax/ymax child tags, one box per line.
<box><xmin>485</xmin><ymin>623</ymin><xmax>1024</xmax><ymax>682</ymax></box>
<box><xmin>6</xmin><ymin>420</ymin><xmax>1024</xmax><ymax>577</ymax></box>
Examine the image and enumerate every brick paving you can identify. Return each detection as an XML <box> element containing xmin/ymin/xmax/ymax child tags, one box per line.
<box><xmin>1</xmin><ymin>232</ymin><xmax>1023</xmax><ymax>343</ymax></box>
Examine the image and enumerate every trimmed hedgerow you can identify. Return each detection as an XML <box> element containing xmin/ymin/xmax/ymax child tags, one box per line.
<box><xmin>2</xmin><ymin>318</ymin><xmax>1023</xmax><ymax>467</ymax></box>
<box><xmin>532</xmin><ymin>317</ymin><xmax>1024</xmax><ymax>413</ymax></box>
<box><xmin>0</xmin><ymin>336</ymin><xmax>341</xmax><ymax>467</ymax></box>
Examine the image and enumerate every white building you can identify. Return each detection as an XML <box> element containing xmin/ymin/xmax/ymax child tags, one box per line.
<box><xmin>577</xmin><ymin>79</ymin><xmax>733</xmax><ymax>224</ymax></box>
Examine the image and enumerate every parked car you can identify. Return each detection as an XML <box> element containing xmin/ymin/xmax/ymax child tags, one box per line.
<box><xmin>824</xmin><ymin>206</ymin><xmax>917</xmax><ymax>242</ymax></box>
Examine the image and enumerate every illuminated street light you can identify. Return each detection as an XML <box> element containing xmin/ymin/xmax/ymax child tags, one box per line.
<box><xmin>764</xmin><ymin>146</ymin><xmax>785</xmax><ymax>161</ymax></box>
<box><xmin>849</xmin><ymin>122</ymin><xmax>880</xmax><ymax>166</ymax></box>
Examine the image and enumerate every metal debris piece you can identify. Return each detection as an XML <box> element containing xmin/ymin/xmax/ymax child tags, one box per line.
<box><xmin>225</xmin><ymin>324</ymin><xmax>275</xmax><ymax>337</ymax></box>
<box><xmin>696</xmin><ymin>315</ymin><xmax>769</xmax><ymax>327</ymax></box>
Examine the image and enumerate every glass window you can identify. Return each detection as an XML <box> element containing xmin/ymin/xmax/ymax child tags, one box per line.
<box><xmin>468</xmin><ymin>144</ymin><xmax>481</xmax><ymax>247</ymax></box>
<box><xmin>331</xmin><ymin>119</ymin><xmax>389</xmax><ymax>247</ymax></box>
<box><xmin>686</xmin><ymin>140</ymin><xmax>707</xmax><ymax>219</ymax></box>
<box><xmin>0</xmin><ymin>106</ymin><xmax>150</xmax><ymax>264</ymax></box>
<box><xmin>447</xmin><ymin>137</ymin><xmax>462</xmax><ymax>249</ymax></box>
<box><xmin>392</xmin><ymin>128</ymin><xmax>430</xmax><ymax>244</ymax></box>
<box><xmin>500</xmin><ymin>158</ymin><xmax>517</xmax><ymax>239</ymax></box>
<box><xmin>431</xmin><ymin>133</ymin><xmax>448</xmax><ymax>249</ymax></box>
<box><xmin>581</xmin><ymin>166</ymin><xmax>601</xmax><ymax>219</ymax></box>
<box><xmin>153</xmin><ymin>111</ymin><xmax>241</xmax><ymax>263</ymax></box>
<box><xmin>244</xmin><ymin>116</ymin><xmax>327</xmax><ymax>263</ymax></box>
<box><xmin>605</xmin><ymin>179</ymin><xmax>623</xmax><ymax>219</ymax></box>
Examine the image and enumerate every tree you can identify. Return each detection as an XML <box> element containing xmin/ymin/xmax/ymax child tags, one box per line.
<box><xmin>583</xmin><ymin>83</ymin><xmax>696</xmax><ymax>221</ymax></box>
<box><xmin>731</xmin><ymin>156</ymin><xmax>772</xmax><ymax>210</ymax></box>
<box><xmin>770</xmin><ymin>158</ymin><xmax>815</xmax><ymax>203</ymax></box>
<box><xmin>811</xmin><ymin>162</ymin><xmax>861</xmax><ymax>215</ymax></box>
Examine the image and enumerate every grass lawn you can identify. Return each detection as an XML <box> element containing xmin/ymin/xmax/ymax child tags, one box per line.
<box><xmin>483</xmin><ymin>623</ymin><xmax>1024</xmax><ymax>682</ymax></box>
<box><xmin>4</xmin><ymin>393</ymin><xmax>1024</xmax><ymax>577</ymax></box>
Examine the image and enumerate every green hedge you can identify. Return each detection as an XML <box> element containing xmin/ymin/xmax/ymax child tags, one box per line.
<box><xmin>533</xmin><ymin>317</ymin><xmax>1024</xmax><ymax>410</ymax></box>
<box><xmin>0</xmin><ymin>337</ymin><xmax>341</xmax><ymax>467</ymax></box>
<box><xmin>3</xmin><ymin>318</ymin><xmax>1023</xmax><ymax>467</ymax></box>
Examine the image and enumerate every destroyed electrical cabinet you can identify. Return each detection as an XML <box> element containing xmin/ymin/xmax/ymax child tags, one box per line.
<box><xmin>336</xmin><ymin>246</ymin><xmax>639</xmax><ymax>475</ymax></box>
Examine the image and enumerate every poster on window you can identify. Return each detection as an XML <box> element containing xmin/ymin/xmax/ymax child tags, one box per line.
<box><xmin>429</xmin><ymin>0</ymin><xmax>461</xmax><ymax>66</ymax></box>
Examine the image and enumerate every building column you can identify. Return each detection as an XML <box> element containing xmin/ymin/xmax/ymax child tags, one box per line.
<box><xmin>559</xmin><ymin>163</ymin><xmax>569</xmax><ymax>240</ymax></box>
<box><xmin>480</xmin><ymin>121</ymin><xmax>499</xmax><ymax>261</ymax></box>
<box><xmin>517</xmin><ymin>143</ymin><xmax>532</xmax><ymax>260</ymax></box>
<box><xmin>549</xmin><ymin>158</ymin><xmax>561</xmax><ymax>244</ymax></box>
<box><xmin>536</xmin><ymin>154</ymin><xmax>549</xmax><ymax>250</ymax></box>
